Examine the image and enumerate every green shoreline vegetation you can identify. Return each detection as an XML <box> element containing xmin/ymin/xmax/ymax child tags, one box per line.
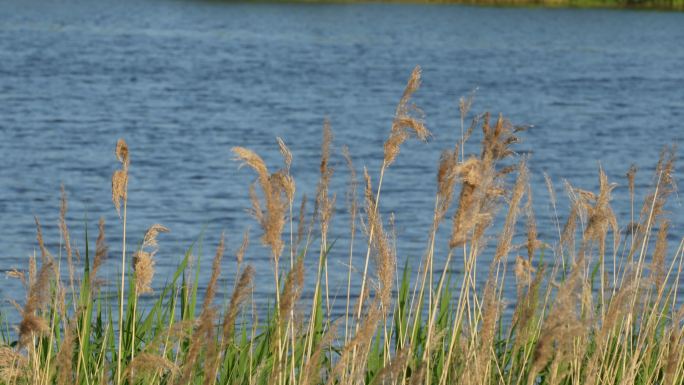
<box><xmin>224</xmin><ymin>0</ymin><xmax>684</xmax><ymax>12</ymax></box>
<box><xmin>0</xmin><ymin>67</ymin><xmax>682</xmax><ymax>385</ymax></box>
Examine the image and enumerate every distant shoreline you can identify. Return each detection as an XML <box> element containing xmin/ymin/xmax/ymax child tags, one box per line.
<box><xmin>229</xmin><ymin>0</ymin><xmax>684</xmax><ymax>11</ymax></box>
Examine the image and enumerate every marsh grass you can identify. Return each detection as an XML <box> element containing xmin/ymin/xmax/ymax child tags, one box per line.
<box><xmin>0</xmin><ymin>66</ymin><xmax>682</xmax><ymax>385</ymax></box>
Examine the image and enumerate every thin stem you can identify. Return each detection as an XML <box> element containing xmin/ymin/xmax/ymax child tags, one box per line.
<box><xmin>116</xmin><ymin>199</ymin><xmax>127</xmax><ymax>385</ymax></box>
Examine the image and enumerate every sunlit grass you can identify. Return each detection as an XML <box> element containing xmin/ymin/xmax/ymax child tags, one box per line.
<box><xmin>0</xmin><ymin>66</ymin><xmax>682</xmax><ymax>385</ymax></box>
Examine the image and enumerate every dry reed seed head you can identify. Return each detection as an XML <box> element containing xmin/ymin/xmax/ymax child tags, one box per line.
<box><xmin>626</xmin><ymin>164</ymin><xmax>637</xmax><ymax>196</ymax></box>
<box><xmin>531</xmin><ymin>265</ymin><xmax>586</xmax><ymax>375</ymax></box>
<box><xmin>363</xmin><ymin>167</ymin><xmax>373</xmax><ymax>207</ymax></box>
<box><xmin>115</xmin><ymin>138</ymin><xmax>129</xmax><ymax>167</ymax></box>
<box><xmin>544</xmin><ymin>172</ymin><xmax>558</xmax><ymax>209</ymax></box>
<box><xmin>264</xmin><ymin>175</ymin><xmax>286</xmax><ymax>258</ymax></box>
<box><xmin>126</xmin><ymin>353</ymin><xmax>178</xmax><ymax>383</ymax></box>
<box><xmin>320</xmin><ymin>118</ymin><xmax>333</xmax><ymax>179</ymax></box>
<box><xmin>560</xmin><ymin>202</ymin><xmax>579</xmax><ymax>262</ymax></box>
<box><xmin>600</xmin><ymin>278</ymin><xmax>637</xmax><ymax>339</ymax></box>
<box><xmin>55</xmin><ymin>323</ymin><xmax>74</xmax><ymax>385</ymax></box>
<box><xmin>328</xmin><ymin>303</ymin><xmax>383</xmax><ymax>385</ymax></box>
<box><xmin>650</xmin><ymin>219</ymin><xmax>669</xmax><ymax>288</ymax></box>
<box><xmin>132</xmin><ymin>224</ymin><xmax>168</xmax><ymax>295</ymax></box>
<box><xmin>317</xmin><ymin>119</ymin><xmax>335</xmax><ymax>236</ymax></box>
<box><xmin>93</xmin><ymin>217</ymin><xmax>108</xmax><ymax>276</ymax></box>
<box><xmin>23</xmin><ymin>260</ymin><xmax>53</xmax><ymax>316</ymax></box>
<box><xmin>494</xmin><ymin>159</ymin><xmax>528</xmax><ymax>263</ymax></box>
<box><xmin>234</xmin><ymin>145</ymin><xmax>288</xmax><ymax>260</ymax></box>
<box><xmin>18</xmin><ymin>313</ymin><xmax>49</xmax><ymax>347</ymax></box>
<box><xmin>0</xmin><ymin>347</ymin><xmax>27</xmax><ymax>382</ymax></box>
<box><xmin>383</xmin><ymin>129</ymin><xmax>408</xmax><ymax>167</ymax></box>
<box><xmin>295</xmin><ymin>193</ymin><xmax>308</xmax><ymax>253</ymax></box>
<box><xmin>278</xmin><ymin>257</ymin><xmax>304</xmax><ymax>323</ymax></box>
<box><xmin>177</xmin><ymin>308</ymin><xmax>217</xmax><ymax>385</ymax></box>
<box><xmin>111</xmin><ymin>169</ymin><xmax>128</xmax><ymax>217</ymax></box>
<box><xmin>514</xmin><ymin>255</ymin><xmax>536</xmax><ymax>288</ymax></box>
<box><xmin>232</xmin><ymin>146</ymin><xmax>271</xmax><ymax>192</ymax></box>
<box><xmin>248</xmin><ymin>182</ymin><xmax>264</xmax><ymax>224</ymax></box>
<box><xmin>34</xmin><ymin>216</ymin><xmax>50</xmax><ymax>264</ymax></box>
<box><xmin>363</xmin><ymin>189</ymin><xmax>395</xmax><ymax>311</ymax></box>
<box><xmin>449</xmin><ymin>181</ymin><xmax>477</xmax><ymax>249</ymax></box>
<box><xmin>276</xmin><ymin>136</ymin><xmax>292</xmax><ymax>172</ymax></box>
<box><xmin>59</xmin><ymin>185</ymin><xmax>73</xmax><ymax>263</ymax></box>
<box><xmin>202</xmin><ymin>234</ymin><xmax>224</xmax><ymax>314</ymax></box>
<box><xmin>142</xmin><ymin>223</ymin><xmax>170</xmax><ymax>249</ymax></box>
<box><xmin>223</xmin><ymin>265</ymin><xmax>254</xmax><ymax>342</ymax></box>
<box><xmin>436</xmin><ymin>147</ymin><xmax>459</xmax><ymax>219</ymax></box>
<box><xmin>479</xmin><ymin>113</ymin><xmax>522</xmax><ymax>167</ymax></box>
<box><xmin>525</xmin><ymin>185</ymin><xmax>539</xmax><ymax>261</ymax></box>
<box><xmin>7</xmin><ymin>270</ymin><xmax>27</xmax><ymax>290</ymax></box>
<box><xmin>663</xmin><ymin>306</ymin><xmax>684</xmax><ymax>385</ymax></box>
<box><xmin>282</xmin><ymin>173</ymin><xmax>296</xmax><ymax>205</ymax></box>
<box><xmin>236</xmin><ymin>229</ymin><xmax>249</xmax><ymax>265</ymax></box>
<box><xmin>513</xmin><ymin>264</ymin><xmax>545</xmax><ymax>347</ymax></box>
<box><xmin>448</xmin><ymin>158</ymin><xmax>485</xmax><ymax>249</ymax></box>
<box><xmin>582</xmin><ymin>167</ymin><xmax>620</xmax><ymax>256</ymax></box>
<box><xmin>133</xmin><ymin>251</ymin><xmax>154</xmax><ymax>295</ymax></box>
<box><xmin>383</xmin><ymin>66</ymin><xmax>431</xmax><ymax>167</ymax></box>
<box><xmin>477</xmin><ymin>277</ymin><xmax>502</xmax><ymax>367</ymax></box>
<box><xmin>459</xmin><ymin>89</ymin><xmax>476</xmax><ymax>120</ymax></box>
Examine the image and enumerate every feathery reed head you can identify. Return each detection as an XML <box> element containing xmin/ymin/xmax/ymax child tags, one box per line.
<box><xmin>317</xmin><ymin>119</ymin><xmax>335</xmax><ymax>237</ymax></box>
<box><xmin>202</xmin><ymin>233</ymin><xmax>225</xmax><ymax>313</ymax></box>
<box><xmin>223</xmin><ymin>265</ymin><xmax>254</xmax><ymax>342</ymax></box>
<box><xmin>236</xmin><ymin>229</ymin><xmax>249</xmax><ymax>265</ymax></box>
<box><xmin>277</xmin><ymin>137</ymin><xmax>292</xmax><ymax>172</ymax></box>
<box><xmin>93</xmin><ymin>217</ymin><xmax>108</xmax><ymax>277</ymax></box>
<box><xmin>133</xmin><ymin>224</ymin><xmax>169</xmax><ymax>295</ymax></box>
<box><xmin>232</xmin><ymin>146</ymin><xmax>270</xmax><ymax>190</ymax></box>
<box><xmin>436</xmin><ymin>146</ymin><xmax>459</xmax><ymax>220</ymax></box>
<box><xmin>34</xmin><ymin>216</ymin><xmax>50</xmax><ymax>264</ymax></box>
<box><xmin>126</xmin><ymin>353</ymin><xmax>178</xmax><ymax>383</ymax></box>
<box><xmin>383</xmin><ymin>65</ymin><xmax>430</xmax><ymax>166</ymax></box>
<box><xmin>112</xmin><ymin>138</ymin><xmax>130</xmax><ymax>217</ymax></box>
<box><xmin>115</xmin><ymin>138</ymin><xmax>129</xmax><ymax>167</ymax></box>
<box><xmin>233</xmin><ymin>146</ymin><xmax>287</xmax><ymax>260</ymax></box>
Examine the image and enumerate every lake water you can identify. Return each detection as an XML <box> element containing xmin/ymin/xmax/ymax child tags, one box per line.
<box><xmin>0</xmin><ymin>0</ymin><xmax>682</xmax><ymax>318</ymax></box>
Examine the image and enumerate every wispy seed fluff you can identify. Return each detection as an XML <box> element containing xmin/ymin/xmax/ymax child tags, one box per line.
<box><xmin>383</xmin><ymin>66</ymin><xmax>431</xmax><ymax>167</ymax></box>
<box><xmin>232</xmin><ymin>146</ymin><xmax>288</xmax><ymax>261</ymax></box>
<box><xmin>133</xmin><ymin>224</ymin><xmax>169</xmax><ymax>295</ymax></box>
<box><xmin>112</xmin><ymin>138</ymin><xmax>130</xmax><ymax>217</ymax></box>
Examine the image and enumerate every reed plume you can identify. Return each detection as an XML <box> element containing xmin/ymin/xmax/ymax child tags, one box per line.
<box><xmin>34</xmin><ymin>216</ymin><xmax>50</xmax><ymax>264</ymax></box>
<box><xmin>92</xmin><ymin>217</ymin><xmax>108</xmax><ymax>280</ymax></box>
<box><xmin>133</xmin><ymin>224</ymin><xmax>169</xmax><ymax>295</ymax></box>
<box><xmin>232</xmin><ymin>146</ymin><xmax>287</xmax><ymax>262</ymax></box>
<box><xmin>3</xmin><ymin>71</ymin><xmax>683</xmax><ymax>385</ymax></box>
<box><xmin>126</xmin><ymin>353</ymin><xmax>178</xmax><ymax>383</ymax></box>
<box><xmin>383</xmin><ymin>66</ymin><xmax>430</xmax><ymax>167</ymax></box>
<box><xmin>0</xmin><ymin>347</ymin><xmax>27</xmax><ymax>382</ymax></box>
<box><xmin>112</xmin><ymin>138</ymin><xmax>129</xmax><ymax>218</ymax></box>
<box><xmin>18</xmin><ymin>260</ymin><xmax>53</xmax><ymax>347</ymax></box>
<box><xmin>222</xmin><ymin>265</ymin><xmax>254</xmax><ymax>342</ymax></box>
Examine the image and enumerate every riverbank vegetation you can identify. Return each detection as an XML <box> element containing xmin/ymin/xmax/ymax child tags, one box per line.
<box><xmin>0</xmin><ymin>67</ymin><xmax>682</xmax><ymax>385</ymax></box>
<box><xmin>254</xmin><ymin>0</ymin><xmax>684</xmax><ymax>12</ymax></box>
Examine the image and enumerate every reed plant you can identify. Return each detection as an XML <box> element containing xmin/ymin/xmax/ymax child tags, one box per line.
<box><xmin>0</xmin><ymin>66</ymin><xmax>682</xmax><ymax>385</ymax></box>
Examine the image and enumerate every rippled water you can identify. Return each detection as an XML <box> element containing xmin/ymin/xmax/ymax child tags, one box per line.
<box><xmin>1</xmin><ymin>0</ymin><xmax>682</xmax><ymax>317</ymax></box>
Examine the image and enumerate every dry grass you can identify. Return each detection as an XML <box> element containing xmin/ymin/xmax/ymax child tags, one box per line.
<box><xmin>0</xmin><ymin>67</ymin><xmax>682</xmax><ymax>385</ymax></box>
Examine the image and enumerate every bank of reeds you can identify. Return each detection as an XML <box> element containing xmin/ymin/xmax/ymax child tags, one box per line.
<box><xmin>0</xmin><ymin>66</ymin><xmax>682</xmax><ymax>385</ymax></box>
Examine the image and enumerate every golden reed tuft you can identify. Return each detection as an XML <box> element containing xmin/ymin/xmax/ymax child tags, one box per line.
<box><xmin>383</xmin><ymin>66</ymin><xmax>430</xmax><ymax>167</ymax></box>
<box><xmin>133</xmin><ymin>224</ymin><xmax>169</xmax><ymax>295</ymax></box>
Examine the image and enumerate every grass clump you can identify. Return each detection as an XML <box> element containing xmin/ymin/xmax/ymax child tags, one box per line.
<box><xmin>0</xmin><ymin>66</ymin><xmax>682</xmax><ymax>385</ymax></box>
